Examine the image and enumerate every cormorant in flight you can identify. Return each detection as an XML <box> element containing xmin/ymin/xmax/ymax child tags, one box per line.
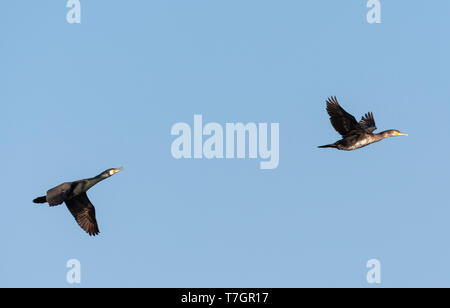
<box><xmin>319</xmin><ymin>96</ymin><xmax>407</xmax><ymax>151</ymax></box>
<box><xmin>33</xmin><ymin>168</ymin><xmax>123</xmax><ymax>236</ymax></box>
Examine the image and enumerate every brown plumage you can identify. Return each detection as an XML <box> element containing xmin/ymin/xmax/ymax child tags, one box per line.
<box><xmin>319</xmin><ymin>96</ymin><xmax>407</xmax><ymax>151</ymax></box>
<box><xmin>33</xmin><ymin>168</ymin><xmax>123</xmax><ymax>236</ymax></box>
<box><xmin>65</xmin><ymin>193</ymin><xmax>99</xmax><ymax>236</ymax></box>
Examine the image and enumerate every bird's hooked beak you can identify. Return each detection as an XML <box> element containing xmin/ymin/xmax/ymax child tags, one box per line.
<box><xmin>109</xmin><ymin>167</ymin><xmax>124</xmax><ymax>176</ymax></box>
<box><xmin>396</xmin><ymin>132</ymin><xmax>408</xmax><ymax>136</ymax></box>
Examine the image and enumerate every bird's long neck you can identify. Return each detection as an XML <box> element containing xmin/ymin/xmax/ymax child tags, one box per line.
<box><xmin>374</xmin><ymin>130</ymin><xmax>393</xmax><ymax>141</ymax></box>
<box><xmin>83</xmin><ymin>173</ymin><xmax>107</xmax><ymax>191</ymax></box>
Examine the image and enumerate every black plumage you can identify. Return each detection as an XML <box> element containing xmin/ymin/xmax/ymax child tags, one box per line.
<box><xmin>319</xmin><ymin>96</ymin><xmax>407</xmax><ymax>151</ymax></box>
<box><xmin>33</xmin><ymin>168</ymin><xmax>123</xmax><ymax>236</ymax></box>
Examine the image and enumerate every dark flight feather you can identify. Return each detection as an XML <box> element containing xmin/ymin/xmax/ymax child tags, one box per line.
<box><xmin>360</xmin><ymin>112</ymin><xmax>377</xmax><ymax>133</ymax></box>
<box><xmin>325</xmin><ymin>96</ymin><xmax>363</xmax><ymax>137</ymax></box>
<box><xmin>65</xmin><ymin>192</ymin><xmax>100</xmax><ymax>236</ymax></box>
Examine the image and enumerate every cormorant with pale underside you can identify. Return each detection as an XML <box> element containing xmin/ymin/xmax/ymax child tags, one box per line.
<box><xmin>319</xmin><ymin>96</ymin><xmax>407</xmax><ymax>151</ymax></box>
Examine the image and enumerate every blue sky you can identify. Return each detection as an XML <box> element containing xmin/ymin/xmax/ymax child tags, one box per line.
<box><xmin>1</xmin><ymin>0</ymin><xmax>449</xmax><ymax>287</ymax></box>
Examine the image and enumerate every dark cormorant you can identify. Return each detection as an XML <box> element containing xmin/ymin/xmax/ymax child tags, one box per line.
<box><xmin>319</xmin><ymin>96</ymin><xmax>407</xmax><ymax>150</ymax></box>
<box><xmin>33</xmin><ymin>167</ymin><xmax>123</xmax><ymax>236</ymax></box>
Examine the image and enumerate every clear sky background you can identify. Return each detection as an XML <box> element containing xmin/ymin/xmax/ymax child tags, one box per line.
<box><xmin>1</xmin><ymin>1</ymin><xmax>449</xmax><ymax>287</ymax></box>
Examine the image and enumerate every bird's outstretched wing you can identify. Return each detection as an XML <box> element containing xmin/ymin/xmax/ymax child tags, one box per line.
<box><xmin>46</xmin><ymin>183</ymin><xmax>72</xmax><ymax>206</ymax></box>
<box><xmin>359</xmin><ymin>112</ymin><xmax>377</xmax><ymax>133</ymax></box>
<box><xmin>65</xmin><ymin>193</ymin><xmax>100</xmax><ymax>236</ymax></box>
<box><xmin>325</xmin><ymin>96</ymin><xmax>363</xmax><ymax>137</ymax></box>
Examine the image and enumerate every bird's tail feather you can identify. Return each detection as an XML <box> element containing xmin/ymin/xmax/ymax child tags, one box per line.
<box><xmin>318</xmin><ymin>144</ymin><xmax>337</xmax><ymax>149</ymax></box>
<box><xmin>33</xmin><ymin>196</ymin><xmax>47</xmax><ymax>204</ymax></box>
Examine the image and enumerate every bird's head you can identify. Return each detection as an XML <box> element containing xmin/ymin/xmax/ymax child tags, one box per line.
<box><xmin>384</xmin><ymin>130</ymin><xmax>408</xmax><ymax>137</ymax></box>
<box><xmin>101</xmin><ymin>167</ymin><xmax>124</xmax><ymax>178</ymax></box>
